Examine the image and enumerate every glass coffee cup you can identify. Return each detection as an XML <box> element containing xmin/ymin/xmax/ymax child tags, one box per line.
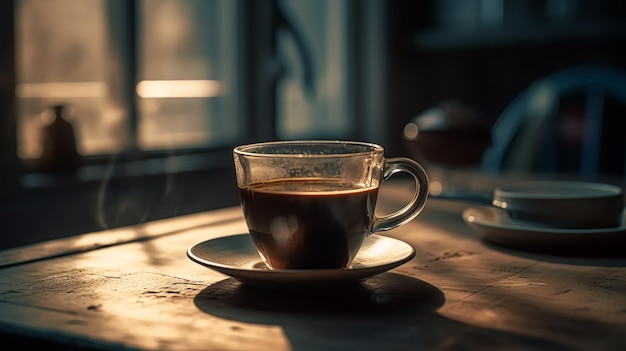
<box><xmin>233</xmin><ymin>140</ymin><xmax>429</xmax><ymax>270</ymax></box>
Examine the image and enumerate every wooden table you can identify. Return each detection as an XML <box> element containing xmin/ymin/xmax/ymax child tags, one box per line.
<box><xmin>1</xmin><ymin>178</ymin><xmax>625</xmax><ymax>351</ymax></box>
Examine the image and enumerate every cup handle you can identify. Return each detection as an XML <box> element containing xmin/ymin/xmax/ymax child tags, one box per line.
<box><xmin>371</xmin><ymin>157</ymin><xmax>429</xmax><ymax>233</ymax></box>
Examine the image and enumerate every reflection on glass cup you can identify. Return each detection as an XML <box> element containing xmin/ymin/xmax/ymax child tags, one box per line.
<box><xmin>233</xmin><ymin>140</ymin><xmax>429</xmax><ymax>270</ymax></box>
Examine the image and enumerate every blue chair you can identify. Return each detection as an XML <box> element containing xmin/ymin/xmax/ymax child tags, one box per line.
<box><xmin>480</xmin><ymin>65</ymin><xmax>626</xmax><ymax>179</ymax></box>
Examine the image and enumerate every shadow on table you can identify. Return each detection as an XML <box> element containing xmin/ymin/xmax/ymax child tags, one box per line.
<box><xmin>481</xmin><ymin>240</ymin><xmax>626</xmax><ymax>267</ymax></box>
<box><xmin>194</xmin><ymin>272</ymin><xmax>574</xmax><ymax>350</ymax></box>
<box><xmin>195</xmin><ymin>272</ymin><xmax>444</xmax><ymax>316</ymax></box>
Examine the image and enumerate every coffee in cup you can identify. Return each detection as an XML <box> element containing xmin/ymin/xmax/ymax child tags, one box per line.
<box><xmin>233</xmin><ymin>140</ymin><xmax>429</xmax><ymax>270</ymax></box>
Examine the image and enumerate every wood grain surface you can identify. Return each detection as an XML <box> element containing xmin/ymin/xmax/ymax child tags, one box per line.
<box><xmin>1</xmin><ymin>180</ymin><xmax>624</xmax><ymax>350</ymax></box>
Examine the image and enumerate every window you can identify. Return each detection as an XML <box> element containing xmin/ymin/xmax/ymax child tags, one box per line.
<box><xmin>14</xmin><ymin>0</ymin><xmax>384</xmax><ymax>170</ymax></box>
<box><xmin>16</xmin><ymin>0</ymin><xmax>241</xmax><ymax>161</ymax></box>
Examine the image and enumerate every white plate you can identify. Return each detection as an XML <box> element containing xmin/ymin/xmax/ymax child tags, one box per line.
<box><xmin>463</xmin><ymin>206</ymin><xmax>626</xmax><ymax>254</ymax></box>
<box><xmin>492</xmin><ymin>180</ymin><xmax>623</xmax><ymax>229</ymax></box>
<box><xmin>187</xmin><ymin>234</ymin><xmax>416</xmax><ymax>288</ymax></box>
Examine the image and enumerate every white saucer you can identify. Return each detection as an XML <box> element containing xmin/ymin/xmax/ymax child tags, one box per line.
<box><xmin>187</xmin><ymin>234</ymin><xmax>416</xmax><ymax>288</ymax></box>
<box><xmin>463</xmin><ymin>206</ymin><xmax>626</xmax><ymax>254</ymax></box>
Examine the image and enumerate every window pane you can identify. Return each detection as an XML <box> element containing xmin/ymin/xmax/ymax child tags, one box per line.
<box><xmin>277</xmin><ymin>0</ymin><xmax>351</xmax><ymax>139</ymax></box>
<box><xmin>16</xmin><ymin>0</ymin><xmax>129</xmax><ymax>158</ymax></box>
<box><xmin>137</xmin><ymin>0</ymin><xmax>240</xmax><ymax>150</ymax></box>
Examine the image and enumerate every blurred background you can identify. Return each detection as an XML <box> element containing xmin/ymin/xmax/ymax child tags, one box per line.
<box><xmin>1</xmin><ymin>0</ymin><xmax>625</xmax><ymax>249</ymax></box>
